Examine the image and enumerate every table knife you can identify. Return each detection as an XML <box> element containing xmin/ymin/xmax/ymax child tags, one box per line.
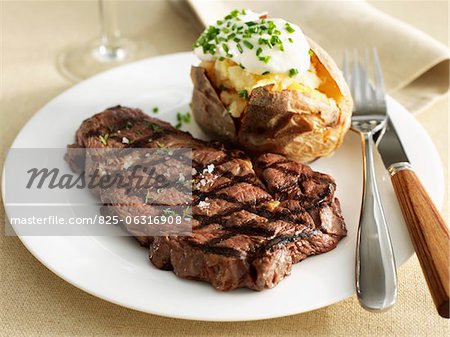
<box><xmin>377</xmin><ymin>117</ymin><xmax>450</xmax><ymax>318</ymax></box>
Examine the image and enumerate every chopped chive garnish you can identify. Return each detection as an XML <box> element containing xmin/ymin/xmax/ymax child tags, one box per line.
<box><xmin>163</xmin><ymin>208</ymin><xmax>178</xmax><ymax>217</ymax></box>
<box><xmin>152</xmin><ymin>107</ymin><xmax>159</xmax><ymax>114</ymax></box>
<box><xmin>238</xmin><ymin>89</ymin><xmax>249</xmax><ymax>99</ymax></box>
<box><xmin>256</xmin><ymin>47</ymin><xmax>263</xmax><ymax>56</ymax></box>
<box><xmin>148</xmin><ymin>122</ymin><xmax>162</xmax><ymax>133</ymax></box>
<box><xmin>99</xmin><ymin>133</ymin><xmax>109</xmax><ymax>146</ymax></box>
<box><xmin>285</xmin><ymin>23</ymin><xmax>295</xmax><ymax>33</ymax></box>
<box><xmin>289</xmin><ymin>68</ymin><xmax>299</xmax><ymax>77</ymax></box>
<box><xmin>239</xmin><ymin>63</ymin><xmax>245</xmax><ymax>69</ymax></box>
<box><xmin>230</xmin><ymin>9</ymin><xmax>240</xmax><ymax>17</ymax></box>
<box><xmin>270</xmin><ymin>36</ymin><xmax>280</xmax><ymax>44</ymax></box>
<box><xmin>288</xmin><ymin>37</ymin><xmax>293</xmax><ymax>43</ymax></box>
<box><xmin>308</xmin><ymin>49</ymin><xmax>314</xmax><ymax>57</ymax></box>
<box><xmin>258</xmin><ymin>38</ymin><xmax>273</xmax><ymax>49</ymax></box>
<box><xmin>227</xmin><ymin>33</ymin><xmax>236</xmax><ymax>40</ymax></box>
<box><xmin>267</xmin><ymin>21</ymin><xmax>275</xmax><ymax>34</ymax></box>
<box><xmin>125</xmin><ymin>121</ymin><xmax>133</xmax><ymax>129</ymax></box>
<box><xmin>243</xmin><ymin>40</ymin><xmax>254</xmax><ymax>49</ymax></box>
<box><xmin>262</xmin><ymin>71</ymin><xmax>270</xmax><ymax>75</ymax></box>
<box><xmin>183</xmin><ymin>112</ymin><xmax>191</xmax><ymax>123</ymax></box>
<box><xmin>175</xmin><ymin>112</ymin><xmax>191</xmax><ymax>129</ymax></box>
<box><xmin>237</xmin><ymin>43</ymin><xmax>243</xmax><ymax>53</ymax></box>
<box><xmin>259</xmin><ymin>56</ymin><xmax>271</xmax><ymax>63</ymax></box>
<box><xmin>247</xmin><ymin>26</ymin><xmax>259</xmax><ymax>34</ymax></box>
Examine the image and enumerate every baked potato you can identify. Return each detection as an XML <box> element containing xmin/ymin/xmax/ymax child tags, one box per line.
<box><xmin>190</xmin><ymin>10</ymin><xmax>352</xmax><ymax>163</ymax></box>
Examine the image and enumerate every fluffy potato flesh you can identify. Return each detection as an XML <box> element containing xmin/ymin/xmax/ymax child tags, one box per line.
<box><xmin>191</xmin><ymin>38</ymin><xmax>353</xmax><ymax>163</ymax></box>
<box><xmin>202</xmin><ymin>58</ymin><xmax>330</xmax><ymax>118</ymax></box>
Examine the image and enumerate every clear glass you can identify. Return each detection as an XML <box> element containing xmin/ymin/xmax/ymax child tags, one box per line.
<box><xmin>57</xmin><ymin>0</ymin><xmax>155</xmax><ymax>82</ymax></box>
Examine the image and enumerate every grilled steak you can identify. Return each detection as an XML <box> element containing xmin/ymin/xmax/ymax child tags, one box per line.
<box><xmin>66</xmin><ymin>106</ymin><xmax>346</xmax><ymax>291</ymax></box>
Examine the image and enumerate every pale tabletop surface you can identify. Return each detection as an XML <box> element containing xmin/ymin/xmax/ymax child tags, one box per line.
<box><xmin>1</xmin><ymin>1</ymin><xmax>449</xmax><ymax>336</ymax></box>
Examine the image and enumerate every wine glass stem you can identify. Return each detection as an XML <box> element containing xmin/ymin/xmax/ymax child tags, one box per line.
<box><xmin>96</xmin><ymin>0</ymin><xmax>126</xmax><ymax>62</ymax></box>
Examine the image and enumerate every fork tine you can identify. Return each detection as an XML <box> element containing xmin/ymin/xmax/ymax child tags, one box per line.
<box><xmin>363</xmin><ymin>48</ymin><xmax>371</xmax><ymax>101</ymax></box>
<box><xmin>372</xmin><ymin>48</ymin><xmax>385</xmax><ymax>102</ymax></box>
<box><xmin>344</xmin><ymin>48</ymin><xmax>386</xmax><ymax>113</ymax></box>
<box><xmin>352</xmin><ymin>49</ymin><xmax>361</xmax><ymax>103</ymax></box>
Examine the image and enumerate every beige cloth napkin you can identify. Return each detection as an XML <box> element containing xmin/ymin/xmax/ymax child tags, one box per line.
<box><xmin>185</xmin><ymin>0</ymin><xmax>450</xmax><ymax>114</ymax></box>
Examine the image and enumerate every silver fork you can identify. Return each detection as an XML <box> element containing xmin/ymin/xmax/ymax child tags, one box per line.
<box><xmin>343</xmin><ymin>49</ymin><xmax>397</xmax><ymax>311</ymax></box>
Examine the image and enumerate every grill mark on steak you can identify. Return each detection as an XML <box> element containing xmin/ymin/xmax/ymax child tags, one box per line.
<box><xmin>85</xmin><ymin>130</ymin><xmax>101</xmax><ymax>138</ymax></box>
<box><xmin>192</xmin><ymin>152</ymin><xmax>247</xmax><ymax>171</ymax></box>
<box><xmin>193</xmin><ymin>196</ymin><xmax>314</xmax><ymax>229</ymax></box>
<box><xmin>265</xmin><ymin>163</ymin><xmax>300</xmax><ymax>178</ymax></box>
<box><xmin>191</xmin><ymin>223</ymin><xmax>318</xmax><ymax>259</ymax></box>
<box><xmin>129</xmin><ymin>135</ymin><xmax>163</xmax><ymax>148</ymax></box>
<box><xmin>66</xmin><ymin>106</ymin><xmax>347</xmax><ymax>291</ymax></box>
<box><xmin>188</xmin><ymin>241</ymin><xmax>243</xmax><ymax>258</ymax></box>
<box><xmin>205</xmin><ymin>232</ymin><xmax>239</xmax><ymax>246</ymax></box>
<box><xmin>202</xmin><ymin>219</ymin><xmax>275</xmax><ymax>249</ymax></box>
<box><xmin>252</xmin><ymin>230</ymin><xmax>320</xmax><ymax>258</ymax></box>
<box><xmin>193</xmin><ymin>202</ymin><xmax>299</xmax><ymax>228</ymax></box>
<box><xmin>225</xmin><ymin>224</ymin><xmax>274</xmax><ymax>237</ymax></box>
<box><xmin>258</xmin><ymin>158</ymin><xmax>292</xmax><ymax>170</ymax></box>
<box><xmin>194</xmin><ymin>174</ymin><xmax>264</xmax><ymax>197</ymax></box>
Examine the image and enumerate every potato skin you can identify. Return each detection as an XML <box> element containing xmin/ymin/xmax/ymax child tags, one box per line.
<box><xmin>190</xmin><ymin>38</ymin><xmax>353</xmax><ymax>163</ymax></box>
<box><xmin>191</xmin><ymin>66</ymin><xmax>237</xmax><ymax>142</ymax></box>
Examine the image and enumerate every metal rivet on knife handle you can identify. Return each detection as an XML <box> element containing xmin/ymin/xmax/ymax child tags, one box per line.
<box><xmin>388</xmin><ymin>162</ymin><xmax>413</xmax><ymax>176</ymax></box>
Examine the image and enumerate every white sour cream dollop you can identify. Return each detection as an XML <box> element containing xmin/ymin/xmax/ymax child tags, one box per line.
<box><xmin>193</xmin><ymin>9</ymin><xmax>311</xmax><ymax>76</ymax></box>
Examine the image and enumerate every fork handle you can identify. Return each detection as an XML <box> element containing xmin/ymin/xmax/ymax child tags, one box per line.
<box><xmin>390</xmin><ymin>164</ymin><xmax>450</xmax><ymax>318</ymax></box>
<box><xmin>356</xmin><ymin>132</ymin><xmax>397</xmax><ymax>311</ymax></box>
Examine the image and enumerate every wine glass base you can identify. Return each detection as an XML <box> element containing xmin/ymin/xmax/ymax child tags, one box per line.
<box><xmin>57</xmin><ymin>38</ymin><xmax>157</xmax><ymax>82</ymax></box>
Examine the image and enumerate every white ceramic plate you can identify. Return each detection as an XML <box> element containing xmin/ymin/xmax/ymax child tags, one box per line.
<box><xmin>2</xmin><ymin>52</ymin><xmax>444</xmax><ymax>321</ymax></box>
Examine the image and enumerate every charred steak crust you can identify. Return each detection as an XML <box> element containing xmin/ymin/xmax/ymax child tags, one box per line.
<box><xmin>66</xmin><ymin>106</ymin><xmax>347</xmax><ymax>291</ymax></box>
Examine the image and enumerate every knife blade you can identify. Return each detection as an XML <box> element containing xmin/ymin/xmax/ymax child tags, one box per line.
<box><xmin>375</xmin><ymin>115</ymin><xmax>450</xmax><ymax>319</ymax></box>
<box><xmin>377</xmin><ymin>118</ymin><xmax>410</xmax><ymax>172</ymax></box>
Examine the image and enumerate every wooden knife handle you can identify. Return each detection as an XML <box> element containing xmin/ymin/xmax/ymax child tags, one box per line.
<box><xmin>390</xmin><ymin>164</ymin><xmax>449</xmax><ymax>318</ymax></box>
